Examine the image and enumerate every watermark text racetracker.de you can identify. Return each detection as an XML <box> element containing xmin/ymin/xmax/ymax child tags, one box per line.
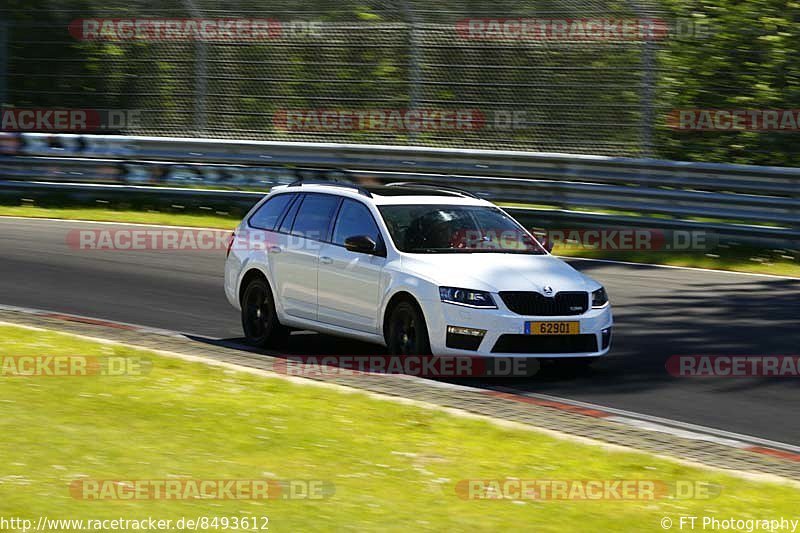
<box><xmin>67</xmin><ymin>227</ymin><xmax>716</xmax><ymax>253</ymax></box>
<box><xmin>452</xmin><ymin>228</ymin><xmax>715</xmax><ymax>252</ymax></box>
<box><xmin>67</xmin><ymin>228</ymin><xmax>342</xmax><ymax>253</ymax></box>
<box><xmin>69</xmin><ymin>478</ymin><xmax>334</xmax><ymax>500</ymax></box>
<box><xmin>69</xmin><ymin>18</ymin><xmax>322</xmax><ymax>41</ymax></box>
<box><xmin>0</xmin><ymin>356</ymin><xmax>150</xmax><ymax>377</ymax></box>
<box><xmin>273</xmin><ymin>108</ymin><xmax>485</xmax><ymax>132</ymax></box>
<box><xmin>534</xmin><ymin>228</ymin><xmax>715</xmax><ymax>252</ymax></box>
<box><xmin>68</xmin><ymin>228</ymin><xmax>234</xmax><ymax>252</ymax></box>
<box><xmin>667</xmin><ymin>356</ymin><xmax>800</xmax><ymax>377</ymax></box>
<box><xmin>68</xmin><ymin>228</ymin><xmax>356</xmax><ymax>252</ymax></box>
<box><xmin>668</xmin><ymin>109</ymin><xmax>800</xmax><ymax>131</ymax></box>
<box><xmin>274</xmin><ymin>355</ymin><xmax>539</xmax><ymax>378</ymax></box>
<box><xmin>1</xmin><ymin>109</ymin><xmax>141</xmax><ymax>132</ymax></box>
<box><xmin>455</xmin><ymin>17</ymin><xmax>711</xmax><ymax>41</ymax></box>
<box><xmin>456</xmin><ymin>479</ymin><xmax>721</xmax><ymax>500</ymax></box>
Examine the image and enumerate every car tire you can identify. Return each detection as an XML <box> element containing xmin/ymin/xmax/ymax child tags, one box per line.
<box><xmin>386</xmin><ymin>300</ymin><xmax>431</xmax><ymax>356</ymax></box>
<box><xmin>241</xmin><ymin>277</ymin><xmax>288</xmax><ymax>348</ymax></box>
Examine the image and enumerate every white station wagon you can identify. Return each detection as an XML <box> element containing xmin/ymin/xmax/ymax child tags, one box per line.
<box><xmin>224</xmin><ymin>181</ymin><xmax>613</xmax><ymax>360</ymax></box>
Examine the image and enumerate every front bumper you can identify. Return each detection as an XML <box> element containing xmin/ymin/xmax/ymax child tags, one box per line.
<box><xmin>422</xmin><ymin>298</ymin><xmax>613</xmax><ymax>358</ymax></box>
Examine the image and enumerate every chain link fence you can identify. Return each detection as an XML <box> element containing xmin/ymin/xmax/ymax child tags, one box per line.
<box><xmin>1</xmin><ymin>0</ymin><xmax>798</xmax><ymax>164</ymax></box>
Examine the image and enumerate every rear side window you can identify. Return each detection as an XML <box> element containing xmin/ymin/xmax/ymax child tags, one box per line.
<box><xmin>277</xmin><ymin>194</ymin><xmax>303</xmax><ymax>234</ymax></box>
<box><xmin>333</xmin><ymin>199</ymin><xmax>381</xmax><ymax>246</ymax></box>
<box><xmin>290</xmin><ymin>193</ymin><xmax>341</xmax><ymax>241</ymax></box>
<box><xmin>249</xmin><ymin>193</ymin><xmax>294</xmax><ymax>231</ymax></box>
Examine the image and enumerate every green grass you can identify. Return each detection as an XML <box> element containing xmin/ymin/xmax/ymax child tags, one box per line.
<box><xmin>0</xmin><ymin>205</ymin><xmax>239</xmax><ymax>229</ymax></box>
<box><xmin>500</xmin><ymin>203</ymin><xmax>799</xmax><ymax>276</ymax></box>
<box><xmin>0</xmin><ymin>324</ymin><xmax>799</xmax><ymax>531</ymax></box>
<box><xmin>554</xmin><ymin>245</ymin><xmax>800</xmax><ymax>277</ymax></box>
<box><xmin>1</xmin><ymin>204</ymin><xmax>797</xmax><ymax>277</ymax></box>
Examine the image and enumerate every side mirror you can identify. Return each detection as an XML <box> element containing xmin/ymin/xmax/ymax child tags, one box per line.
<box><xmin>344</xmin><ymin>235</ymin><xmax>378</xmax><ymax>254</ymax></box>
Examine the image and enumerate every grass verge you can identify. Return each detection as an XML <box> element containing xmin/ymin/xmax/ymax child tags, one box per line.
<box><xmin>554</xmin><ymin>246</ymin><xmax>800</xmax><ymax>277</ymax></box>
<box><xmin>0</xmin><ymin>323</ymin><xmax>798</xmax><ymax>531</ymax></box>
<box><xmin>0</xmin><ymin>205</ymin><xmax>239</xmax><ymax>229</ymax></box>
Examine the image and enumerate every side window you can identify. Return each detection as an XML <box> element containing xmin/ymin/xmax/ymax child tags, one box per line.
<box><xmin>277</xmin><ymin>194</ymin><xmax>303</xmax><ymax>234</ymax></box>
<box><xmin>333</xmin><ymin>199</ymin><xmax>381</xmax><ymax>246</ymax></box>
<box><xmin>290</xmin><ymin>193</ymin><xmax>341</xmax><ymax>241</ymax></box>
<box><xmin>249</xmin><ymin>193</ymin><xmax>294</xmax><ymax>231</ymax></box>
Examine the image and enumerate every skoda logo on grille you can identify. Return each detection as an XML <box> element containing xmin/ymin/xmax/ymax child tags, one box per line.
<box><xmin>542</xmin><ymin>286</ymin><xmax>554</xmax><ymax>296</ymax></box>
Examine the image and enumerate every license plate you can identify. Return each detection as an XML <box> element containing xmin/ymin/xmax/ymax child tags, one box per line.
<box><xmin>525</xmin><ymin>321</ymin><xmax>580</xmax><ymax>335</ymax></box>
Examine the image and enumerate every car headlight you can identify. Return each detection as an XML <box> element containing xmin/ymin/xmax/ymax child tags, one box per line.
<box><xmin>439</xmin><ymin>287</ymin><xmax>497</xmax><ymax>309</ymax></box>
<box><xmin>592</xmin><ymin>287</ymin><xmax>609</xmax><ymax>308</ymax></box>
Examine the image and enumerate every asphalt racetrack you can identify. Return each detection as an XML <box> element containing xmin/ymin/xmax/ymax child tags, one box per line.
<box><xmin>2</xmin><ymin>217</ymin><xmax>799</xmax><ymax>444</ymax></box>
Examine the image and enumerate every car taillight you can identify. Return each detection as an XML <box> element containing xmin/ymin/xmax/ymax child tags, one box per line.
<box><xmin>226</xmin><ymin>232</ymin><xmax>235</xmax><ymax>258</ymax></box>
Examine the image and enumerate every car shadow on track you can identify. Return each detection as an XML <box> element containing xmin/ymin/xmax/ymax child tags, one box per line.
<box><xmin>186</xmin><ymin>332</ymin><xmax>621</xmax><ymax>386</ymax></box>
<box><xmin>193</xmin><ymin>261</ymin><xmax>800</xmax><ymax>397</ymax></box>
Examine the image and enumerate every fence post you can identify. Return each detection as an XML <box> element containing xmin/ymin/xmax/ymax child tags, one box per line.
<box><xmin>641</xmin><ymin>40</ymin><xmax>655</xmax><ymax>158</ymax></box>
<box><xmin>402</xmin><ymin>1</ymin><xmax>421</xmax><ymax>143</ymax></box>
<box><xmin>0</xmin><ymin>19</ymin><xmax>8</xmax><ymax>107</ymax></box>
<box><xmin>182</xmin><ymin>0</ymin><xmax>207</xmax><ymax>135</ymax></box>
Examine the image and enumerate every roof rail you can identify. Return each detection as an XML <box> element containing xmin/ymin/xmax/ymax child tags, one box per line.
<box><xmin>287</xmin><ymin>179</ymin><xmax>372</xmax><ymax>198</ymax></box>
<box><xmin>384</xmin><ymin>182</ymin><xmax>480</xmax><ymax>199</ymax></box>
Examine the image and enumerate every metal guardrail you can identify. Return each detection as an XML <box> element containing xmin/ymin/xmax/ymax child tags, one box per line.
<box><xmin>0</xmin><ymin>132</ymin><xmax>798</xmax><ymax>246</ymax></box>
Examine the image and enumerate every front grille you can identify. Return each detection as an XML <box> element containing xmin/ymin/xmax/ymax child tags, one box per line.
<box><xmin>492</xmin><ymin>334</ymin><xmax>598</xmax><ymax>354</ymax></box>
<box><xmin>499</xmin><ymin>291</ymin><xmax>588</xmax><ymax>316</ymax></box>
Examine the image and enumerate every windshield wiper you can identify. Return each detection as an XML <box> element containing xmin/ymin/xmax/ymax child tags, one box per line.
<box><xmin>406</xmin><ymin>248</ymin><xmax>458</xmax><ymax>253</ymax></box>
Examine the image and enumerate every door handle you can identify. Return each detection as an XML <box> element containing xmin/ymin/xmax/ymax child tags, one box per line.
<box><xmin>268</xmin><ymin>246</ymin><xmax>282</xmax><ymax>253</ymax></box>
<box><xmin>319</xmin><ymin>256</ymin><xmax>333</xmax><ymax>265</ymax></box>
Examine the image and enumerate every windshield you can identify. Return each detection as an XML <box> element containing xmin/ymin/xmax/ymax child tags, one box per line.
<box><xmin>377</xmin><ymin>204</ymin><xmax>546</xmax><ymax>254</ymax></box>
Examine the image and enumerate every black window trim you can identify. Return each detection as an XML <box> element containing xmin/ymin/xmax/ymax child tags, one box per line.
<box><xmin>276</xmin><ymin>192</ymin><xmax>303</xmax><ymax>234</ymax></box>
<box><xmin>286</xmin><ymin>192</ymin><xmax>343</xmax><ymax>244</ymax></box>
<box><xmin>247</xmin><ymin>192</ymin><xmax>296</xmax><ymax>231</ymax></box>
<box><xmin>248</xmin><ymin>192</ymin><xmax>388</xmax><ymax>253</ymax></box>
<box><xmin>330</xmin><ymin>197</ymin><xmax>387</xmax><ymax>257</ymax></box>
